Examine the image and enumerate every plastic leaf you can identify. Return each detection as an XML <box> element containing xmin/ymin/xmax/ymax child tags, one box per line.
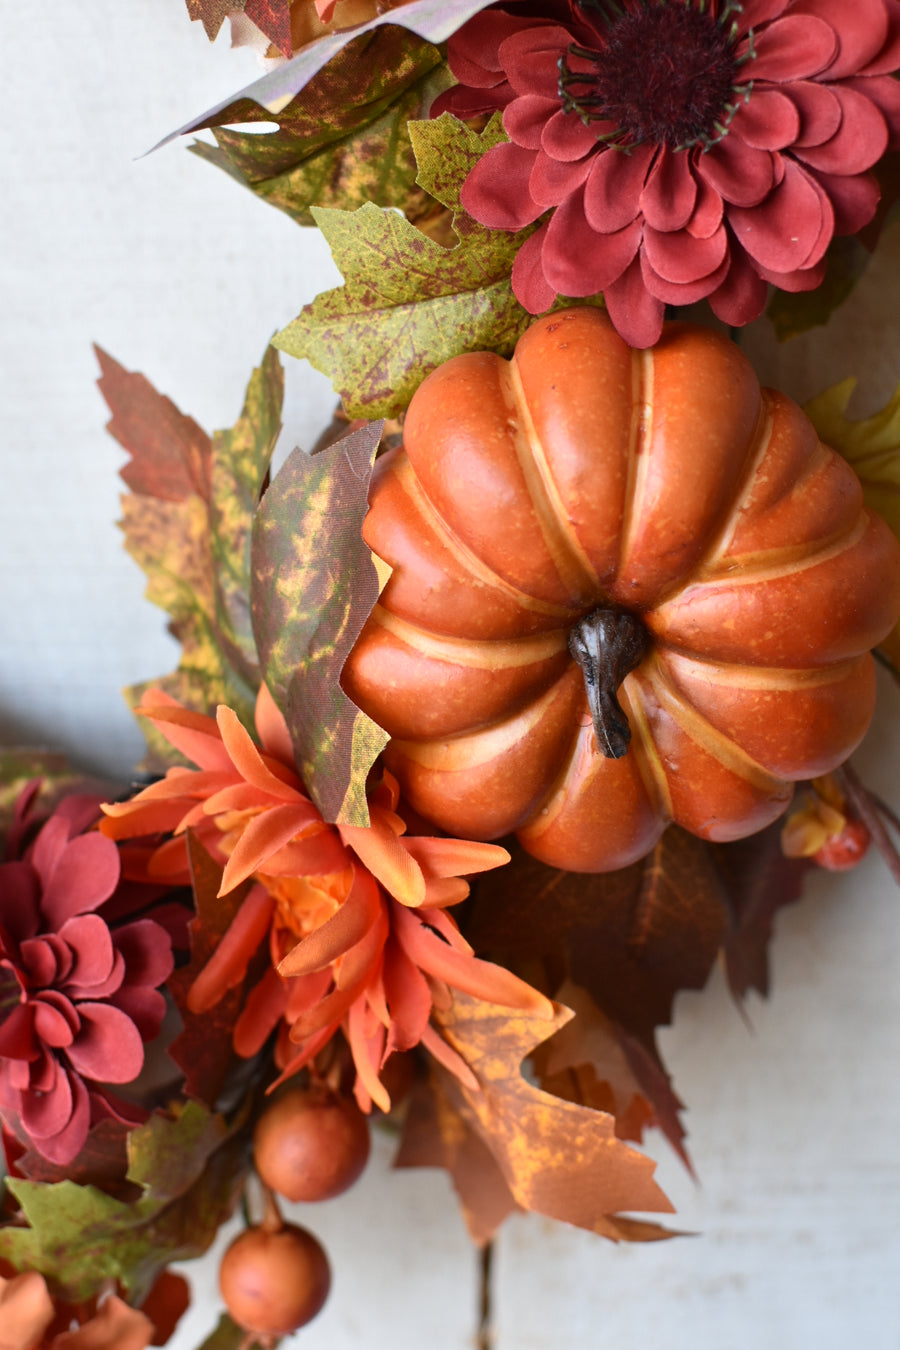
<box><xmin>189</xmin><ymin>29</ymin><xmax>449</xmax><ymax>226</ymax></box>
<box><xmin>250</xmin><ymin>421</ymin><xmax>389</xmax><ymax>825</ymax></box>
<box><xmin>97</xmin><ymin>348</ymin><xmax>283</xmax><ymax>764</ymax></box>
<box><xmin>430</xmin><ymin>993</ymin><xmax>675</xmax><ymax>1239</ymax></box>
<box><xmin>0</xmin><ymin>1102</ymin><xmax>247</xmax><ymax>1304</ymax></box>
<box><xmin>766</xmin><ymin>236</ymin><xmax>873</xmax><ymax>340</ymax></box>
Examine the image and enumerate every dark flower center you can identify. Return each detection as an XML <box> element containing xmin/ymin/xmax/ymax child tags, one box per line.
<box><xmin>559</xmin><ymin>0</ymin><xmax>749</xmax><ymax>150</ymax></box>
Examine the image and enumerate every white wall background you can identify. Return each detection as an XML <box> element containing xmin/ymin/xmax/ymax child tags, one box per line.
<box><xmin>2</xmin><ymin>4</ymin><xmax>900</xmax><ymax>1347</ymax></box>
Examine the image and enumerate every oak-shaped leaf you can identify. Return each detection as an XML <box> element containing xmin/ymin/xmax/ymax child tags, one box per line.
<box><xmin>250</xmin><ymin>420</ymin><xmax>388</xmax><ymax>825</ymax></box>
<box><xmin>190</xmin><ymin>28</ymin><xmax>449</xmax><ymax>226</ymax></box>
<box><xmin>164</xmin><ymin>0</ymin><xmax>501</xmax><ymax>150</ymax></box>
<box><xmin>431</xmin><ymin>994</ymin><xmax>675</xmax><ymax>1240</ymax></box>
<box><xmin>185</xmin><ymin>0</ymin><xmax>292</xmax><ymax>57</ymax></box>
<box><xmin>0</xmin><ymin>1100</ymin><xmax>248</xmax><ymax>1304</ymax></box>
<box><xmin>804</xmin><ymin>371</ymin><xmax>900</xmax><ymax>671</ymax></box>
<box><xmin>97</xmin><ymin>347</ymin><xmax>283</xmax><ymax>764</ymax></box>
<box><xmin>394</xmin><ymin>1067</ymin><xmax>520</xmax><ymax>1245</ymax></box>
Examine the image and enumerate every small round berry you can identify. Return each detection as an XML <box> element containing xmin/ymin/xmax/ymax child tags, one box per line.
<box><xmin>219</xmin><ymin>1222</ymin><xmax>331</xmax><ymax>1337</ymax></box>
<box><xmin>813</xmin><ymin>818</ymin><xmax>871</xmax><ymax>871</ymax></box>
<box><xmin>253</xmin><ymin>1086</ymin><xmax>370</xmax><ymax>1203</ymax></box>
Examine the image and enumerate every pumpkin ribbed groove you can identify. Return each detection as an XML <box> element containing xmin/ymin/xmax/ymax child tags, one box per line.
<box><xmin>345</xmin><ymin>308</ymin><xmax>900</xmax><ymax>872</ymax></box>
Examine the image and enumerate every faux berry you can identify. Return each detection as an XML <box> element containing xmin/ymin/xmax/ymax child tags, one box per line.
<box><xmin>219</xmin><ymin>1221</ymin><xmax>331</xmax><ymax>1338</ymax></box>
<box><xmin>253</xmin><ymin>1086</ymin><xmax>370</xmax><ymax>1203</ymax></box>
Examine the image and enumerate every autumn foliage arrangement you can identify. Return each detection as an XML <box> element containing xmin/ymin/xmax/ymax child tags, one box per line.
<box><xmin>5</xmin><ymin>0</ymin><xmax>900</xmax><ymax>1345</ymax></box>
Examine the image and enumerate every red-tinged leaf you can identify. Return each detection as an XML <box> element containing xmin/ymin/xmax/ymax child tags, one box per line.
<box><xmin>711</xmin><ymin>823</ymin><xmax>812</xmax><ymax>1001</ymax></box>
<box><xmin>11</xmin><ymin>1118</ymin><xmax>132</xmax><ymax>1194</ymax></box>
<box><xmin>394</xmin><ymin>1068</ymin><xmax>520</xmax><ymax>1246</ymax></box>
<box><xmin>137</xmin><ymin>1268</ymin><xmax>190</xmax><ymax>1345</ymax></box>
<box><xmin>166</xmin><ymin>834</ymin><xmax>258</xmax><ymax>1106</ymax></box>
<box><xmin>244</xmin><ymin>0</ymin><xmax>293</xmax><ymax>56</ymax></box>
<box><xmin>431</xmin><ymin>994</ymin><xmax>675</xmax><ymax>1239</ymax></box>
<box><xmin>250</xmin><ymin>422</ymin><xmax>389</xmax><ymax>826</ymax></box>
<box><xmin>159</xmin><ymin>0</ymin><xmax>503</xmax><ymax>151</ymax></box>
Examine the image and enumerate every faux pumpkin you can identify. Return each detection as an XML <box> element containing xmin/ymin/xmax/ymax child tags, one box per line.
<box><xmin>343</xmin><ymin>308</ymin><xmax>900</xmax><ymax>872</ymax></box>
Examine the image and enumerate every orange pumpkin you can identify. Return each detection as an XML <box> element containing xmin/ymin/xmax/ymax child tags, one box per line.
<box><xmin>343</xmin><ymin>309</ymin><xmax>900</xmax><ymax>872</ymax></box>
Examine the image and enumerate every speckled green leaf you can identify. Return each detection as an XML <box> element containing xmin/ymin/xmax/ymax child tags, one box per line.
<box><xmin>189</xmin><ymin>29</ymin><xmax>450</xmax><ymax>225</ymax></box>
<box><xmin>98</xmin><ymin>348</ymin><xmax>283</xmax><ymax>765</ymax></box>
<box><xmin>409</xmin><ymin>112</ymin><xmax>508</xmax><ymax>227</ymax></box>
<box><xmin>250</xmin><ymin>422</ymin><xmax>388</xmax><ymax>825</ymax></box>
<box><xmin>0</xmin><ymin>1102</ymin><xmax>247</xmax><ymax>1304</ymax></box>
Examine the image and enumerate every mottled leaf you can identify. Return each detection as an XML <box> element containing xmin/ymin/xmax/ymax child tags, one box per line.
<box><xmin>98</xmin><ymin>348</ymin><xmax>283</xmax><ymax>765</ymax></box>
<box><xmin>244</xmin><ymin>0</ymin><xmax>293</xmax><ymax>56</ymax></box>
<box><xmin>198</xmin><ymin>1313</ymin><xmax>251</xmax><ymax>1349</ymax></box>
<box><xmin>162</xmin><ymin>0</ymin><xmax>501</xmax><ymax>149</ymax></box>
<box><xmin>250</xmin><ymin>422</ymin><xmax>388</xmax><ymax>824</ymax></box>
<box><xmin>0</xmin><ymin>1101</ymin><xmax>247</xmax><ymax>1304</ymax></box>
<box><xmin>190</xmin><ymin>29</ymin><xmax>450</xmax><ymax>225</ymax></box>
<box><xmin>0</xmin><ymin>753</ymin><xmax>114</xmax><ymax>854</ymax></box>
<box><xmin>431</xmin><ymin>994</ymin><xmax>675</xmax><ymax>1239</ymax></box>
<box><xmin>185</xmin><ymin>0</ymin><xmax>240</xmax><ymax>43</ymax></box>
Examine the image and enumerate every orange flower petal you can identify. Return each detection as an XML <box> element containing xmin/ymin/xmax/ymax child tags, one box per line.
<box><xmin>422</xmin><ymin>877</ymin><xmax>471</xmax><ymax>908</ymax></box>
<box><xmin>347</xmin><ymin>997</ymin><xmax>391</xmax><ymax>1113</ymax></box>
<box><xmin>339</xmin><ymin>820</ymin><xmax>426</xmax><ymax>907</ymax></box>
<box><xmin>277</xmin><ymin>866</ymin><xmax>381</xmax><ymax>978</ymax></box>
<box><xmin>259</xmin><ymin>829</ymin><xmax>351</xmax><ymax>878</ymax></box>
<box><xmin>100</xmin><ymin>799</ymin><xmax>192</xmax><ymax>839</ymax></box>
<box><xmin>137</xmin><ymin>696</ymin><xmax>233</xmax><ymax>772</ymax></box>
<box><xmin>418</xmin><ymin>905</ymin><xmax>473</xmax><ymax>955</ymax></box>
<box><xmin>219</xmin><ymin>803</ymin><xmax>324</xmax><ymax>894</ymax></box>
<box><xmin>401</xmin><ymin>836</ymin><xmax>511</xmax><ymax>879</ymax></box>
<box><xmin>419</xmin><ymin>1021</ymin><xmax>480</xmax><ymax>1094</ymax></box>
<box><xmin>187</xmin><ymin>884</ymin><xmax>276</xmax><ymax>1013</ymax></box>
<box><xmin>255</xmin><ymin>682</ymin><xmax>295</xmax><ymax>766</ymax></box>
<box><xmin>216</xmin><ymin>705</ymin><xmax>302</xmax><ymax>800</ymax></box>
<box><xmin>232</xmin><ymin>966</ymin><xmax>290</xmax><ymax>1059</ymax></box>
<box><xmin>382</xmin><ymin>938</ymin><xmax>432</xmax><ymax>1053</ymax></box>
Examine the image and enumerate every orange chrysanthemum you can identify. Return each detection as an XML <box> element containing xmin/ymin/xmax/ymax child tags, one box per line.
<box><xmin>101</xmin><ymin>686</ymin><xmax>551</xmax><ymax>1107</ymax></box>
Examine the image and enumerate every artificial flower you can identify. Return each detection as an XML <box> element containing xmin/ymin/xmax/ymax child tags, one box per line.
<box><xmin>101</xmin><ymin>685</ymin><xmax>553</xmax><ymax>1108</ymax></box>
<box><xmin>433</xmin><ymin>0</ymin><xmax>900</xmax><ymax>346</ymax></box>
<box><xmin>0</xmin><ymin>1271</ymin><xmax>153</xmax><ymax>1350</ymax></box>
<box><xmin>0</xmin><ymin>797</ymin><xmax>174</xmax><ymax>1164</ymax></box>
<box><xmin>781</xmin><ymin>773</ymin><xmax>871</xmax><ymax>870</ymax></box>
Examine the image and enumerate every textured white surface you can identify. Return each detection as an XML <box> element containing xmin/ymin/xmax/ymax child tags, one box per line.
<box><xmin>3</xmin><ymin>4</ymin><xmax>900</xmax><ymax>1347</ymax></box>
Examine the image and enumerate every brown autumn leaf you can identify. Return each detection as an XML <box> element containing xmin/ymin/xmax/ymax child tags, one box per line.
<box><xmin>244</xmin><ymin>0</ymin><xmax>293</xmax><ymax>55</ymax></box>
<box><xmin>431</xmin><ymin>993</ymin><xmax>675</xmax><ymax>1239</ymax></box>
<box><xmin>394</xmin><ymin>1068</ymin><xmax>520</xmax><ymax>1246</ymax></box>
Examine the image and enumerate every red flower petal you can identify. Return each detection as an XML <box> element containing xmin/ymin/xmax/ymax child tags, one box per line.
<box><xmin>602</xmin><ymin>256</ymin><xmax>666</xmax><ymax>349</ymax></box>
<box><xmin>499</xmin><ymin>25</ymin><xmax>572</xmax><ymax>101</ymax></box>
<box><xmin>40</xmin><ymin>834</ymin><xmax>120</xmax><ymax>930</ymax></box>
<box><xmin>20</xmin><ymin>934</ymin><xmax>71</xmax><ymax>987</ymax></box>
<box><xmin>0</xmin><ymin>862</ymin><xmax>41</xmax><ymax>944</ymax></box>
<box><xmin>0</xmin><ymin>1004</ymin><xmax>37</xmax><ymax>1059</ymax></box>
<box><xmin>67</xmin><ymin>1002</ymin><xmax>144</xmax><ymax>1083</ymax></box>
<box><xmin>733</xmin><ymin>88</ymin><xmax>800</xmax><ymax>150</ymax></box>
<box><xmin>813</xmin><ymin>168</ymin><xmax>881</xmax><ymax>233</ymax></box>
<box><xmin>739</xmin><ymin>0</ymin><xmax>790</xmax><ymax>30</ymax></box>
<box><xmin>32</xmin><ymin>999</ymin><xmax>74</xmax><ymax>1049</ymax></box>
<box><xmin>542</xmin><ymin>190</ymin><xmax>642</xmax><ymax>295</ymax></box>
<box><xmin>642</xmin><ymin>221</ymin><xmax>728</xmax><ymax>284</ymax></box>
<box><xmin>503</xmin><ymin>94</ymin><xmax>558</xmax><ymax>150</ymax></box>
<box><xmin>750</xmin><ymin>14</ymin><xmax>838</xmax><ymax>81</ymax></box>
<box><xmin>786</xmin><ymin>79</ymin><xmax>842</xmax><ymax>147</ymax></box>
<box><xmin>541</xmin><ymin>107</ymin><xmax>601</xmax><ymax>162</ymax></box>
<box><xmin>639</xmin><ymin>147</ymin><xmax>697</xmax><ymax>231</ymax></box>
<box><xmin>29</xmin><ymin>814</ymin><xmax>69</xmax><ymax>888</ymax></box>
<box><xmin>530</xmin><ymin>149</ymin><xmax>594</xmax><ymax>210</ymax></box>
<box><xmin>858</xmin><ymin>0</ymin><xmax>900</xmax><ymax>75</ymax></box>
<box><xmin>708</xmin><ymin>247</ymin><xmax>770</xmax><ymax>326</ymax></box>
<box><xmin>510</xmin><ymin>224</ymin><xmax>557</xmax><ymax>313</ymax></box>
<box><xmin>58</xmin><ymin>914</ymin><xmax>116</xmax><ymax>991</ymax></box>
<box><xmin>754</xmin><ymin>255</ymin><xmax>827</xmax><ymax>291</ymax></box>
<box><xmin>461</xmin><ymin>143</ymin><xmax>544</xmax><ymax>230</ymax></box>
<box><xmin>26</xmin><ymin>1073</ymin><xmax>90</xmax><ymax>1164</ymax></box>
<box><xmin>639</xmin><ymin>247</ymin><xmax>730</xmax><ymax>306</ymax></box>
<box><xmin>449</xmin><ymin>9</ymin><xmax>533</xmax><ymax>81</ymax></box>
<box><xmin>699</xmin><ymin>136</ymin><xmax>775</xmax><ymax>207</ymax></box>
<box><xmin>793</xmin><ymin>85</ymin><xmax>888</xmax><ymax>174</ymax></box>
<box><xmin>20</xmin><ymin>1060</ymin><xmax>72</xmax><ymax>1138</ymax></box>
<box><xmin>790</xmin><ymin>0</ymin><xmax>888</xmax><ymax>80</ymax></box>
<box><xmin>728</xmin><ymin>158</ymin><xmax>833</xmax><ymax>270</ymax></box>
<box><xmin>686</xmin><ymin>173</ymin><xmax>724</xmax><ymax>238</ymax></box>
<box><xmin>847</xmin><ymin>74</ymin><xmax>900</xmax><ymax>149</ymax></box>
<box><xmin>582</xmin><ymin>144</ymin><xmax>653</xmax><ymax>233</ymax></box>
<box><xmin>113</xmin><ymin>918</ymin><xmax>175</xmax><ymax>990</ymax></box>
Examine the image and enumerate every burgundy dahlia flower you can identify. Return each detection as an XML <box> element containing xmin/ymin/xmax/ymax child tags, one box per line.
<box><xmin>433</xmin><ymin>0</ymin><xmax>900</xmax><ymax>345</ymax></box>
<box><xmin>0</xmin><ymin>802</ymin><xmax>174</xmax><ymax>1164</ymax></box>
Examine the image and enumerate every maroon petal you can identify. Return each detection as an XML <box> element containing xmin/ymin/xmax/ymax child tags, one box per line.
<box><xmin>503</xmin><ymin>94</ymin><xmax>559</xmax><ymax>150</ymax></box>
<box><xmin>755</xmin><ymin>255</ymin><xmax>827</xmax><ymax>291</ymax></box>
<box><xmin>602</xmin><ymin>257</ymin><xmax>665</xmax><ymax>348</ymax></box>
<box><xmin>33</xmin><ymin>1000</ymin><xmax>74</xmax><ymax>1049</ymax></box>
<box><xmin>66</xmin><ymin>951</ymin><xmax>125</xmax><ymax>1003</ymax></box>
<box><xmin>67</xmin><ymin>1003</ymin><xmax>144</xmax><ymax>1084</ymax></box>
<box><xmin>639</xmin><ymin>147</ymin><xmax>697</xmax><ymax>230</ymax></box>
<box><xmin>541</xmin><ymin>108</ymin><xmax>601</xmax><ymax>162</ymax></box>
<box><xmin>751</xmin><ymin>15</ymin><xmax>838</xmax><ymax>81</ymax></box>
<box><xmin>448</xmin><ymin>9</ymin><xmax>529</xmax><ymax>82</ymax></box>
<box><xmin>790</xmin><ymin>0</ymin><xmax>888</xmax><ymax>79</ymax></box>
<box><xmin>699</xmin><ymin>137</ymin><xmax>775</xmax><ymax>206</ymax></box>
<box><xmin>40</xmin><ymin>833</ymin><xmax>120</xmax><ymax>929</ymax></box>
<box><xmin>727</xmin><ymin>159</ymin><xmax>833</xmax><ymax>270</ymax></box>
<box><xmin>736</xmin><ymin>0</ymin><xmax>790</xmax><ymax>37</ymax></box>
<box><xmin>583</xmin><ymin>144</ymin><xmax>653</xmax><ymax>232</ymax></box>
<box><xmin>845</xmin><ymin>74</ymin><xmax>900</xmax><ymax>149</ymax></box>
<box><xmin>642</xmin><ymin>222</ymin><xmax>728</xmax><ymax>284</ymax></box>
<box><xmin>110</xmin><ymin>985</ymin><xmax>166</xmax><ymax>1041</ymax></box>
<box><xmin>732</xmin><ymin>88</ymin><xmax>800</xmax><ymax>150</ymax></box>
<box><xmin>19</xmin><ymin>934</ymin><xmax>71</xmax><ymax>987</ymax></box>
<box><xmin>686</xmin><ymin>174</ymin><xmax>724</xmax><ymax>238</ymax></box>
<box><xmin>499</xmin><ymin>26</ymin><xmax>572</xmax><ymax>100</ymax></box>
<box><xmin>542</xmin><ymin>191</ymin><xmax>642</xmax><ymax>295</ymax></box>
<box><xmin>858</xmin><ymin>0</ymin><xmax>900</xmax><ymax>75</ymax></box>
<box><xmin>26</xmin><ymin>1074</ymin><xmax>90</xmax><ymax>1165</ymax></box>
<box><xmin>460</xmin><ymin>143</ymin><xmax>544</xmax><ymax>230</ymax></box>
<box><xmin>814</xmin><ymin>169</ymin><xmax>881</xmax><ymax>234</ymax></box>
<box><xmin>20</xmin><ymin>1061</ymin><xmax>72</xmax><ymax>1138</ymax></box>
<box><xmin>113</xmin><ymin>919</ymin><xmax>174</xmax><ymax>990</ymax></box>
<box><xmin>35</xmin><ymin>989</ymin><xmax>80</xmax><ymax>1035</ymax></box>
<box><xmin>793</xmin><ymin>85</ymin><xmax>888</xmax><ymax>174</ymax></box>
<box><xmin>786</xmin><ymin>80</ymin><xmax>843</xmax><ymax>148</ymax></box>
<box><xmin>29</xmin><ymin>815</ymin><xmax>70</xmax><ymax>889</ymax></box>
<box><xmin>639</xmin><ymin>248</ymin><xmax>730</xmax><ymax>306</ymax></box>
<box><xmin>510</xmin><ymin>224</ymin><xmax>557</xmax><ymax>312</ymax></box>
<box><xmin>0</xmin><ymin>1003</ymin><xmax>37</xmax><ymax>1059</ymax></box>
<box><xmin>708</xmin><ymin>247</ymin><xmax>770</xmax><ymax>326</ymax></box>
<box><xmin>431</xmin><ymin>84</ymin><xmax>514</xmax><ymax>120</ymax></box>
<box><xmin>0</xmin><ymin>863</ymin><xmax>41</xmax><ymax>943</ymax></box>
<box><xmin>58</xmin><ymin>914</ymin><xmax>116</xmax><ymax>991</ymax></box>
<box><xmin>529</xmin><ymin>148</ymin><xmax>593</xmax><ymax>209</ymax></box>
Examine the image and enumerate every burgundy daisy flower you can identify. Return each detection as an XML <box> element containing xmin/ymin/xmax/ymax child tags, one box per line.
<box><xmin>0</xmin><ymin>801</ymin><xmax>174</xmax><ymax>1164</ymax></box>
<box><xmin>433</xmin><ymin>0</ymin><xmax>900</xmax><ymax>345</ymax></box>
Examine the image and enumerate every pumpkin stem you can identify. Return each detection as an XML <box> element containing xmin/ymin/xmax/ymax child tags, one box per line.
<box><xmin>568</xmin><ymin>608</ymin><xmax>648</xmax><ymax>759</ymax></box>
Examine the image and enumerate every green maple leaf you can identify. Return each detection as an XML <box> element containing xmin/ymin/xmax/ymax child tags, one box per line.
<box><xmin>98</xmin><ymin>347</ymin><xmax>283</xmax><ymax>764</ymax></box>
<box><xmin>190</xmin><ymin>28</ymin><xmax>451</xmax><ymax>226</ymax></box>
<box><xmin>0</xmin><ymin>1101</ymin><xmax>248</xmax><ymax>1304</ymax></box>
<box><xmin>251</xmin><ymin>422</ymin><xmax>389</xmax><ymax>825</ymax></box>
